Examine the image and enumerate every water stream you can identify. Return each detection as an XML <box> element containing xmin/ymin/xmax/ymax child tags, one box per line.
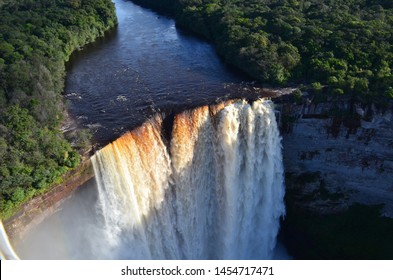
<box><xmin>14</xmin><ymin>0</ymin><xmax>289</xmax><ymax>259</ymax></box>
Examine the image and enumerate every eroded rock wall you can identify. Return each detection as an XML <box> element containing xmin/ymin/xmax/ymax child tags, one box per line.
<box><xmin>280</xmin><ymin>101</ymin><xmax>393</xmax><ymax>216</ymax></box>
<box><xmin>4</xmin><ymin>160</ymin><xmax>94</xmax><ymax>243</ymax></box>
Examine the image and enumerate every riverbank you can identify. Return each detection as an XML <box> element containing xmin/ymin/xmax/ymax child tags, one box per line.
<box><xmin>132</xmin><ymin>0</ymin><xmax>393</xmax><ymax>104</ymax></box>
<box><xmin>0</xmin><ymin>0</ymin><xmax>117</xmax><ymax>220</ymax></box>
<box><xmin>136</xmin><ymin>0</ymin><xmax>393</xmax><ymax>259</ymax></box>
<box><xmin>4</xmin><ymin>160</ymin><xmax>94</xmax><ymax>244</ymax></box>
<box><xmin>3</xmin><ymin>0</ymin><xmax>392</xmax><ymax>260</ymax></box>
<box><xmin>7</xmin><ymin>94</ymin><xmax>393</xmax><ymax>259</ymax></box>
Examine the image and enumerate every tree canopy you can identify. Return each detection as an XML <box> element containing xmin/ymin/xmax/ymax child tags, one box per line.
<box><xmin>138</xmin><ymin>0</ymin><xmax>393</xmax><ymax>103</ymax></box>
<box><xmin>0</xmin><ymin>0</ymin><xmax>117</xmax><ymax>219</ymax></box>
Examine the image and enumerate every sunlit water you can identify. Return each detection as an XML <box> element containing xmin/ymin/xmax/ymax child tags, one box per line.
<box><xmin>13</xmin><ymin>0</ymin><xmax>291</xmax><ymax>259</ymax></box>
<box><xmin>17</xmin><ymin>100</ymin><xmax>290</xmax><ymax>259</ymax></box>
<box><xmin>65</xmin><ymin>0</ymin><xmax>252</xmax><ymax>145</ymax></box>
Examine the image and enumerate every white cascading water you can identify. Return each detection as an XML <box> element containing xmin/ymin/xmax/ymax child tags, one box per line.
<box><xmin>91</xmin><ymin>99</ymin><xmax>285</xmax><ymax>259</ymax></box>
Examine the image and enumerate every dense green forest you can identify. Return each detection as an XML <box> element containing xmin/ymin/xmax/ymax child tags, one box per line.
<box><xmin>137</xmin><ymin>0</ymin><xmax>393</xmax><ymax>103</ymax></box>
<box><xmin>0</xmin><ymin>1</ymin><xmax>391</xmax><ymax>220</ymax></box>
<box><xmin>0</xmin><ymin>0</ymin><xmax>117</xmax><ymax>219</ymax></box>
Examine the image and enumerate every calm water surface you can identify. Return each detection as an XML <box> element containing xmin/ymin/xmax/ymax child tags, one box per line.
<box><xmin>65</xmin><ymin>0</ymin><xmax>252</xmax><ymax>145</ymax></box>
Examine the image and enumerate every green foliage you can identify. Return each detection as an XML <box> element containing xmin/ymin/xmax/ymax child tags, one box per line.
<box><xmin>385</xmin><ymin>87</ymin><xmax>393</xmax><ymax>99</ymax></box>
<box><xmin>0</xmin><ymin>0</ymin><xmax>117</xmax><ymax>219</ymax></box>
<box><xmin>139</xmin><ymin>0</ymin><xmax>393</xmax><ymax>103</ymax></box>
<box><xmin>66</xmin><ymin>128</ymin><xmax>93</xmax><ymax>152</ymax></box>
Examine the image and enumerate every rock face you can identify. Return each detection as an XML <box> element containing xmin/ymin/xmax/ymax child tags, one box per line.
<box><xmin>280</xmin><ymin>100</ymin><xmax>393</xmax><ymax>217</ymax></box>
<box><xmin>3</xmin><ymin>95</ymin><xmax>393</xmax><ymax>259</ymax></box>
<box><xmin>4</xmin><ymin>160</ymin><xmax>94</xmax><ymax>243</ymax></box>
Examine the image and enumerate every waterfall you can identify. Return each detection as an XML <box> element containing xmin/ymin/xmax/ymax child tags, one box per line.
<box><xmin>91</xmin><ymin>99</ymin><xmax>285</xmax><ymax>259</ymax></box>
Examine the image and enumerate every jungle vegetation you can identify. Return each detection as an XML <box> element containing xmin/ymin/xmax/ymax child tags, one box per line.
<box><xmin>137</xmin><ymin>0</ymin><xmax>393</xmax><ymax>103</ymax></box>
<box><xmin>0</xmin><ymin>0</ymin><xmax>117</xmax><ymax>219</ymax></box>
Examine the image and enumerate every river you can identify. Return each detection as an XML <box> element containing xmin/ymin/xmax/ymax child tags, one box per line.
<box><xmin>15</xmin><ymin>0</ymin><xmax>289</xmax><ymax>259</ymax></box>
<box><xmin>64</xmin><ymin>0</ymin><xmax>255</xmax><ymax>145</ymax></box>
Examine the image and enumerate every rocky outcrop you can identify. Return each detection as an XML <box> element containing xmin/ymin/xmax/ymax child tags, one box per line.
<box><xmin>279</xmin><ymin>99</ymin><xmax>393</xmax><ymax>216</ymax></box>
<box><xmin>277</xmin><ymin>98</ymin><xmax>393</xmax><ymax>259</ymax></box>
<box><xmin>4</xmin><ymin>160</ymin><xmax>94</xmax><ymax>243</ymax></box>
